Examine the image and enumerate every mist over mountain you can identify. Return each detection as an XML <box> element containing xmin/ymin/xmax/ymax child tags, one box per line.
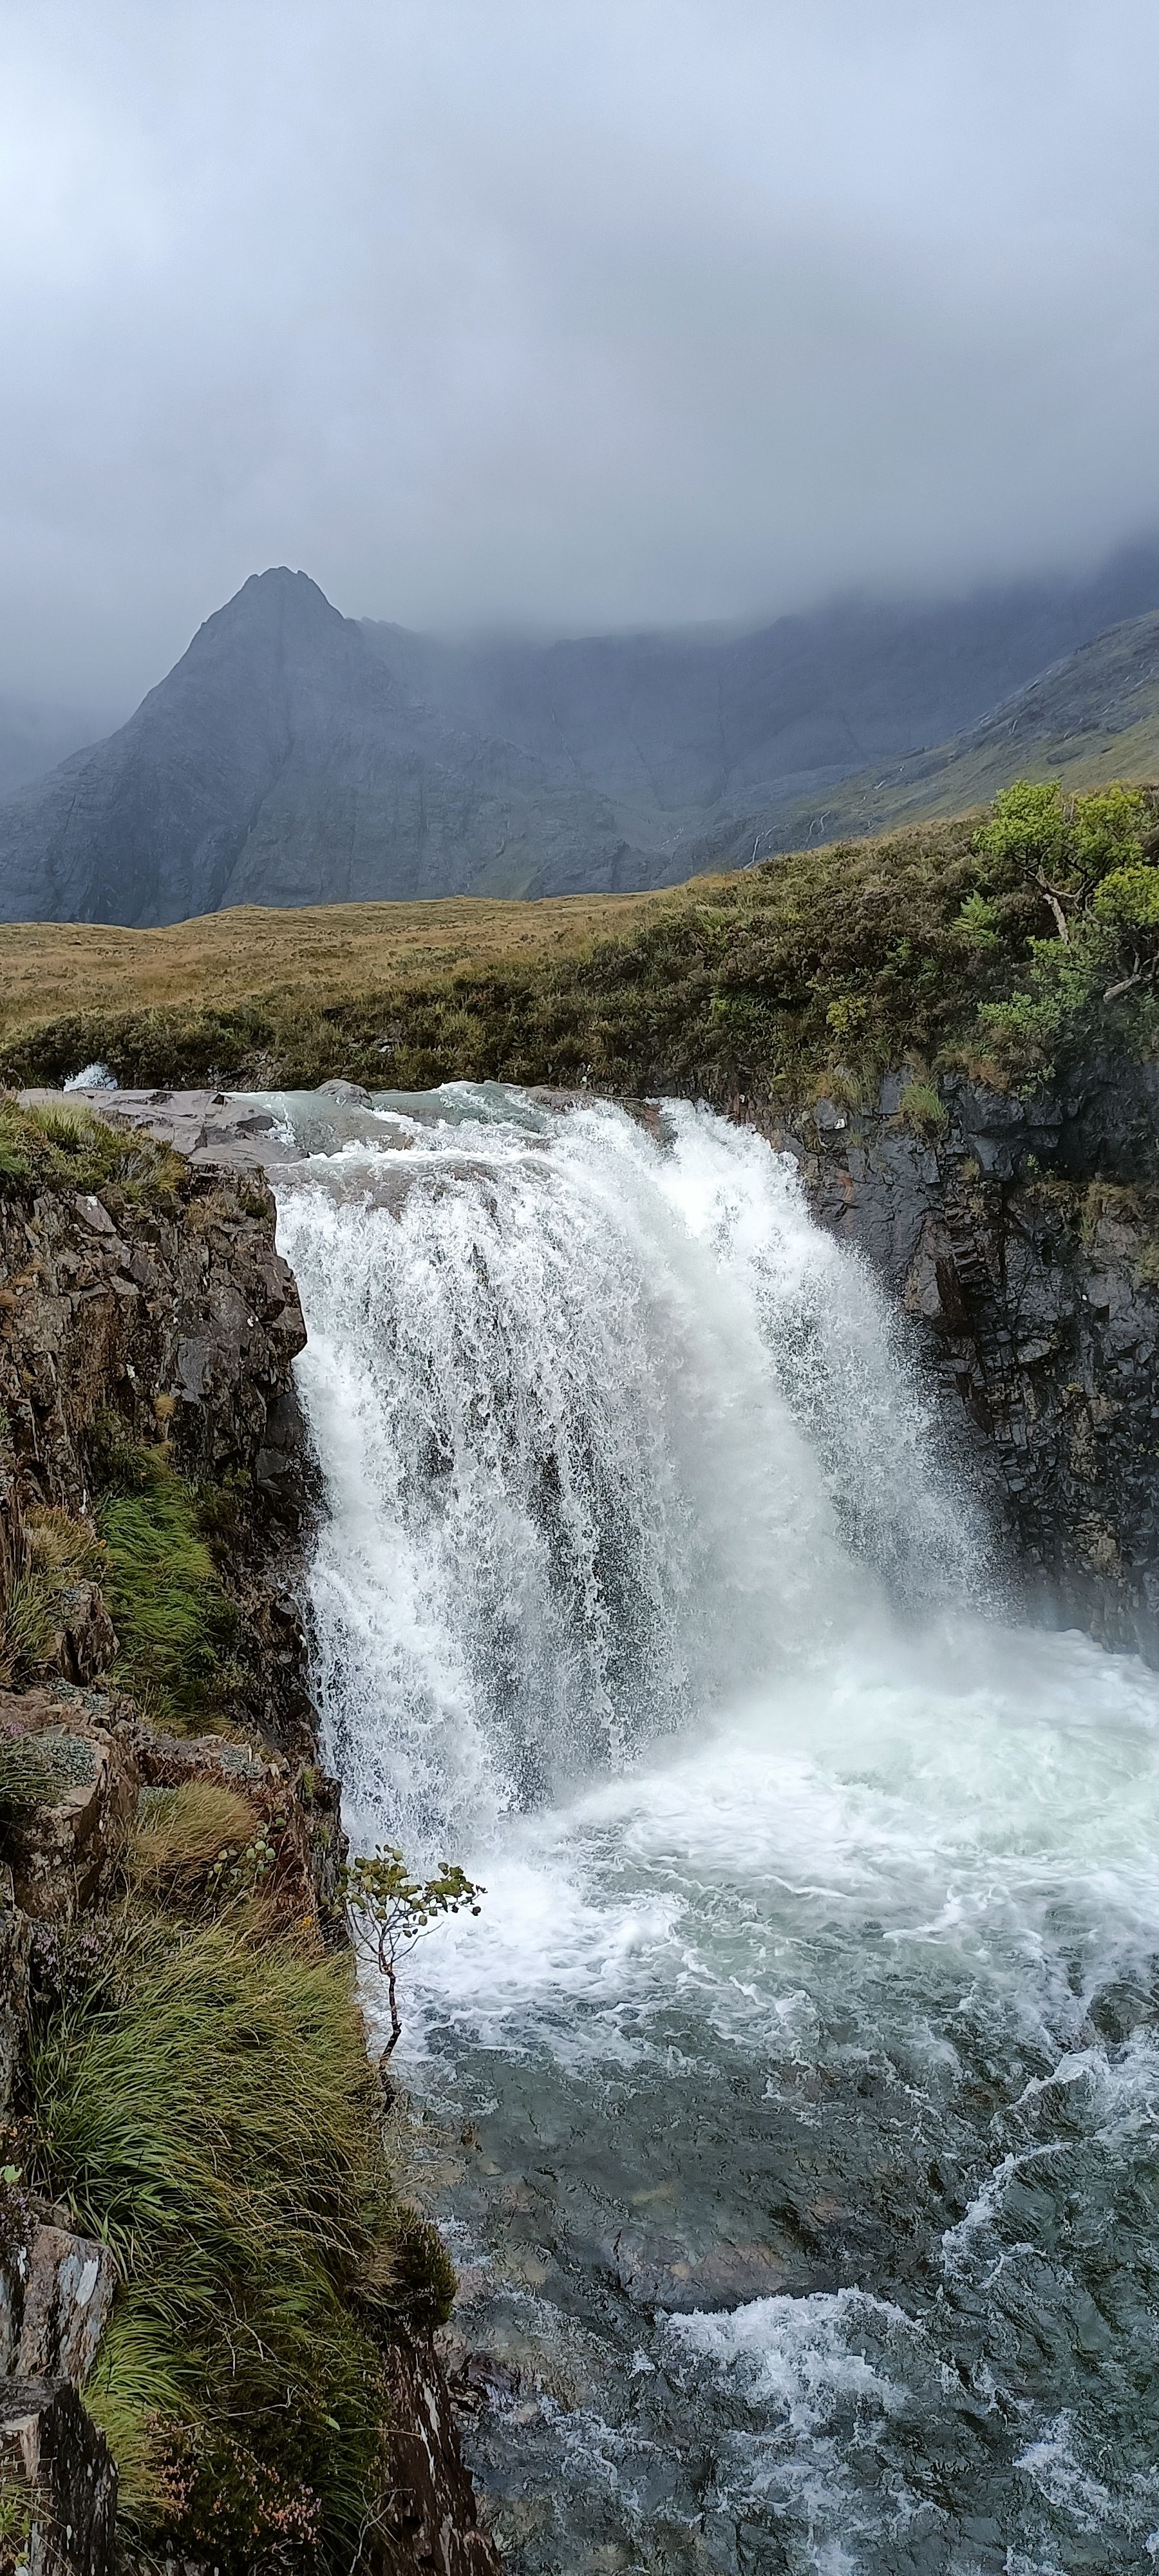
<box><xmin>3</xmin><ymin>543</ymin><xmax>1159</xmax><ymax>927</ymax></box>
<box><xmin>712</xmin><ymin>609</ymin><xmax>1159</xmax><ymax>864</ymax></box>
<box><xmin>0</xmin><ymin>694</ymin><xmax>117</xmax><ymax>801</ymax></box>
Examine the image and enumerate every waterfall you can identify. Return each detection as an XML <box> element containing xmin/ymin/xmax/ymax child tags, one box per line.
<box><xmin>275</xmin><ymin>1091</ymin><xmax>977</xmax><ymax>1850</ymax></box>
<box><xmin>267</xmin><ymin>1083</ymin><xmax>1159</xmax><ymax>2575</ymax></box>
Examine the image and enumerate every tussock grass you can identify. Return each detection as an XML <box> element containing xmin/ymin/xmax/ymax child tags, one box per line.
<box><xmin>0</xmin><ymin>894</ymin><xmax>659</xmax><ymax>1037</ymax></box>
<box><xmin>93</xmin><ymin>1448</ymin><xmax>238</xmax><ymax>1732</ymax></box>
<box><xmin>0</xmin><ymin>1509</ymin><xmax>105</xmax><ymax>1690</ymax></box>
<box><xmin>26</xmin><ymin>1915</ymin><xmax>400</xmax><ymax>2568</ymax></box>
<box><xmin>126</xmin><ymin>1779</ymin><xmax>261</xmax><ymax>1900</ymax></box>
<box><xmin>0</xmin><ymin>1095</ymin><xmax>185</xmax><ymax>1200</ymax></box>
<box><xmin>25</xmin><ymin>1506</ymin><xmax>105</xmax><ymax>1584</ymax></box>
<box><xmin>896</xmin><ymin>1077</ymin><xmax>948</xmax><ymax>1137</ymax></box>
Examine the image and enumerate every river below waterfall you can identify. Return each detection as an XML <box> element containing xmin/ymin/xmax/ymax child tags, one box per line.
<box><xmin>265</xmin><ymin>1084</ymin><xmax>1159</xmax><ymax>2575</ymax></box>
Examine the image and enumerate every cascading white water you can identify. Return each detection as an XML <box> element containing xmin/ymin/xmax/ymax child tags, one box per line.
<box><xmin>270</xmin><ymin>1085</ymin><xmax>1159</xmax><ymax>2576</ymax></box>
<box><xmin>279</xmin><ymin>1094</ymin><xmax>978</xmax><ymax>1846</ymax></box>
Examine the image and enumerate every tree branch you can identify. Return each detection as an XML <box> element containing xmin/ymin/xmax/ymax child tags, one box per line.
<box><xmin>1033</xmin><ymin>869</ymin><xmax>1071</xmax><ymax>942</ymax></box>
<box><xmin>1103</xmin><ymin>958</ymin><xmax>1151</xmax><ymax>1003</ymax></box>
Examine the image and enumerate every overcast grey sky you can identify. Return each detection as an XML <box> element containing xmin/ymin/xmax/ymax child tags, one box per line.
<box><xmin>2</xmin><ymin>0</ymin><xmax>1158</xmax><ymax>708</ymax></box>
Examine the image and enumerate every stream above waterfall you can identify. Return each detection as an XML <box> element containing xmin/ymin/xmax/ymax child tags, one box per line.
<box><xmin>264</xmin><ymin>1084</ymin><xmax>1159</xmax><ymax>2575</ymax></box>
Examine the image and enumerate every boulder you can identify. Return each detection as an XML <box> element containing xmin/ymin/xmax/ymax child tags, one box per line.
<box><xmin>0</xmin><ymin>2380</ymin><xmax>116</xmax><ymax>2576</ymax></box>
<box><xmin>0</xmin><ymin>2210</ymin><xmax>116</xmax><ymax>2387</ymax></box>
<box><xmin>0</xmin><ymin>1701</ymin><xmax>138</xmax><ymax>1920</ymax></box>
<box><xmin>316</xmin><ymin>1078</ymin><xmax>373</xmax><ymax>1107</ymax></box>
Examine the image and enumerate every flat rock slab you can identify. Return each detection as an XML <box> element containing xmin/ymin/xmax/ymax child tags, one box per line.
<box><xmin>19</xmin><ymin>1089</ymin><xmax>298</xmax><ymax>1178</ymax></box>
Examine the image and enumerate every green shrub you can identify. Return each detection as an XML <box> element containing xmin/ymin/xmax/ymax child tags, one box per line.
<box><xmin>1092</xmin><ymin>863</ymin><xmax>1159</xmax><ymax>931</ymax></box>
<box><xmin>25</xmin><ymin>1917</ymin><xmax>402</xmax><ymax>2566</ymax></box>
<box><xmin>975</xmin><ymin>780</ymin><xmax>1146</xmax><ymax>891</ymax></box>
<box><xmin>974</xmin><ymin>779</ymin><xmax>1071</xmax><ymax>876</ymax></box>
<box><xmin>954</xmin><ymin>891</ymin><xmax>1001</xmax><ymax>951</ymax></box>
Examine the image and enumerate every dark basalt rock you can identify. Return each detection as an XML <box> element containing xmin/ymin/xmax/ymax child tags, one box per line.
<box><xmin>377</xmin><ymin>2329</ymin><xmax>502</xmax><ymax>2575</ymax></box>
<box><xmin>0</xmin><ymin>1127</ymin><xmax>313</xmax><ymax>1752</ymax></box>
<box><xmin>0</xmin><ymin>2380</ymin><xmax>116</xmax><ymax>2576</ymax></box>
<box><xmin>745</xmin><ymin>1054</ymin><xmax>1159</xmax><ymax>1658</ymax></box>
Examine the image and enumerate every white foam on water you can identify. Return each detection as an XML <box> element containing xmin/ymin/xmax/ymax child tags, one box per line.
<box><xmin>666</xmin><ymin>2287</ymin><xmax>916</xmax><ymax>2431</ymax></box>
<box><xmin>269</xmin><ymin>1084</ymin><xmax>1159</xmax><ymax>2566</ymax></box>
<box><xmin>64</xmin><ymin>1060</ymin><xmax>117</xmax><ymax>1089</ymax></box>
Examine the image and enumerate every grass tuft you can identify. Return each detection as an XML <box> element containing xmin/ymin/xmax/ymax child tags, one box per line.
<box><xmin>0</xmin><ymin>1096</ymin><xmax>185</xmax><ymax>1204</ymax></box>
<box><xmin>126</xmin><ymin>1779</ymin><xmax>262</xmax><ymax>1903</ymax></box>
<box><xmin>896</xmin><ymin>1077</ymin><xmax>948</xmax><ymax>1137</ymax></box>
<box><xmin>26</xmin><ymin>1915</ymin><xmax>401</xmax><ymax>2568</ymax></box>
<box><xmin>0</xmin><ymin>1511</ymin><xmax>104</xmax><ymax>1689</ymax></box>
<box><xmin>93</xmin><ymin>1448</ymin><xmax>239</xmax><ymax>1732</ymax></box>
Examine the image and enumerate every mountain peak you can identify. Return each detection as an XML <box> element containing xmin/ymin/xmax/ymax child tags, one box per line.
<box><xmin>209</xmin><ymin>565</ymin><xmax>343</xmax><ymax>634</ymax></box>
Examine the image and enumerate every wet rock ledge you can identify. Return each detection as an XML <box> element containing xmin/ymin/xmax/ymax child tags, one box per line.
<box><xmin>0</xmin><ymin>1095</ymin><xmax>498</xmax><ymax>2576</ymax></box>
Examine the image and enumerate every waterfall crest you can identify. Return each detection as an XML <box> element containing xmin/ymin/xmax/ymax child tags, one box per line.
<box><xmin>275</xmin><ymin>1089</ymin><xmax>975</xmax><ymax>1848</ymax></box>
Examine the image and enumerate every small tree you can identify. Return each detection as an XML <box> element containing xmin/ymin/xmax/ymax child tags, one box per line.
<box><xmin>341</xmin><ymin>1847</ymin><xmax>484</xmax><ymax>2060</ymax></box>
<box><xmin>1092</xmin><ymin>861</ymin><xmax>1159</xmax><ymax>999</ymax></box>
<box><xmin>975</xmin><ymin>781</ymin><xmax>1146</xmax><ymax>942</ymax></box>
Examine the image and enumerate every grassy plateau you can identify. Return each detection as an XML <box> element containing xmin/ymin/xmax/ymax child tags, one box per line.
<box><xmin>2</xmin><ymin>781</ymin><xmax>1158</xmax><ymax>1103</ymax></box>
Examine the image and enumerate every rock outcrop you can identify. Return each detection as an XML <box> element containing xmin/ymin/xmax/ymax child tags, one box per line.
<box><xmin>0</xmin><ymin>1121</ymin><xmax>312</xmax><ymax>1752</ymax></box>
<box><xmin>748</xmin><ymin>1055</ymin><xmax>1159</xmax><ymax>1654</ymax></box>
<box><xmin>0</xmin><ymin>2380</ymin><xmax>117</xmax><ymax>2576</ymax></box>
<box><xmin>0</xmin><ymin>1116</ymin><xmax>501</xmax><ymax>2576</ymax></box>
<box><xmin>0</xmin><ymin>1701</ymin><xmax>137</xmax><ymax>1920</ymax></box>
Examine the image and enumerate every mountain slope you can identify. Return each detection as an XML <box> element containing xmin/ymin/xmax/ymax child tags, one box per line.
<box><xmin>3</xmin><ymin>547</ymin><xmax>1159</xmax><ymax>925</ymax></box>
<box><xmin>362</xmin><ymin>543</ymin><xmax>1159</xmax><ymax>843</ymax></box>
<box><xmin>0</xmin><ymin>571</ymin><xmax>647</xmax><ymax>927</ymax></box>
<box><xmin>0</xmin><ymin>694</ymin><xmax>115</xmax><ymax>800</ymax></box>
<box><xmin>697</xmin><ymin>610</ymin><xmax>1159</xmax><ymax>867</ymax></box>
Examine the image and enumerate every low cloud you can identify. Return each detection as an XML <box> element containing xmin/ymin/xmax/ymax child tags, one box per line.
<box><xmin>3</xmin><ymin>0</ymin><xmax>1158</xmax><ymax>705</ymax></box>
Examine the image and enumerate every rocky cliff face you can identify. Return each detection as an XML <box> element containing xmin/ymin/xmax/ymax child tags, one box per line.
<box><xmin>0</xmin><ymin>1117</ymin><xmax>500</xmax><ymax>2576</ymax></box>
<box><xmin>0</xmin><ymin>1130</ymin><xmax>312</xmax><ymax>1751</ymax></box>
<box><xmin>748</xmin><ymin>1056</ymin><xmax>1159</xmax><ymax>1656</ymax></box>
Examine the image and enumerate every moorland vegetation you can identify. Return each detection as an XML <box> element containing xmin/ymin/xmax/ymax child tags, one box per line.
<box><xmin>1</xmin><ymin>782</ymin><xmax>1157</xmax><ymax>1106</ymax></box>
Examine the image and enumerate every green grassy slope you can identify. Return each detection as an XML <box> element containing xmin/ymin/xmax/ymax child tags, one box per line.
<box><xmin>3</xmin><ymin>783</ymin><xmax>1158</xmax><ymax>1105</ymax></box>
<box><xmin>721</xmin><ymin>612</ymin><xmax>1159</xmax><ymax>862</ymax></box>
